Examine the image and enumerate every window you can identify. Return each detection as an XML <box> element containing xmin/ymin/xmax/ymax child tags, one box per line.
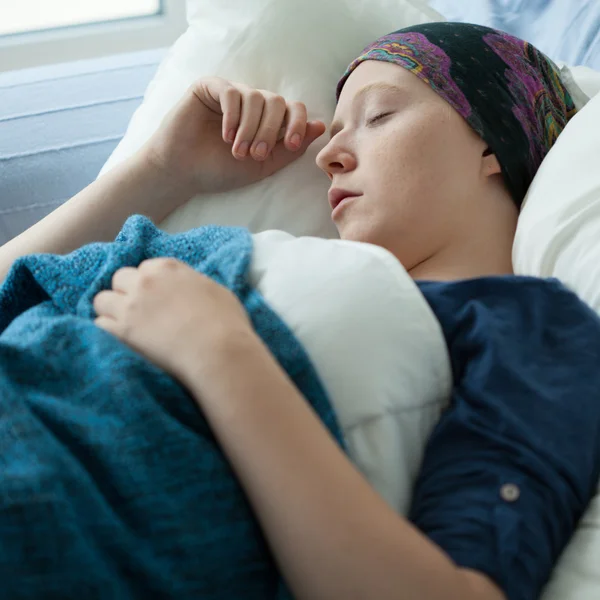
<box><xmin>0</xmin><ymin>1</ymin><xmax>163</xmax><ymax>37</ymax></box>
<box><xmin>0</xmin><ymin>0</ymin><xmax>186</xmax><ymax>72</ymax></box>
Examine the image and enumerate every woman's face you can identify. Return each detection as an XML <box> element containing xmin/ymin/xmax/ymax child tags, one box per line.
<box><xmin>316</xmin><ymin>60</ymin><xmax>503</xmax><ymax>270</ymax></box>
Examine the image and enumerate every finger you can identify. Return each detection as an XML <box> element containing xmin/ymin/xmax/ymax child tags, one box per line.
<box><xmin>111</xmin><ymin>266</ymin><xmax>138</xmax><ymax>293</ymax></box>
<box><xmin>194</xmin><ymin>77</ymin><xmax>243</xmax><ymax>146</ymax></box>
<box><xmin>219</xmin><ymin>84</ymin><xmax>242</xmax><ymax>145</ymax></box>
<box><xmin>93</xmin><ymin>290</ymin><xmax>123</xmax><ymax>319</ymax></box>
<box><xmin>250</xmin><ymin>93</ymin><xmax>287</xmax><ymax>161</ymax></box>
<box><xmin>94</xmin><ymin>315</ymin><xmax>120</xmax><ymax>337</ymax></box>
<box><xmin>194</xmin><ymin>76</ymin><xmax>230</xmax><ymax>109</ymax></box>
<box><xmin>305</xmin><ymin>119</ymin><xmax>327</xmax><ymax>143</ymax></box>
<box><xmin>232</xmin><ymin>87</ymin><xmax>266</xmax><ymax>160</ymax></box>
<box><xmin>283</xmin><ymin>101</ymin><xmax>308</xmax><ymax>152</ymax></box>
<box><xmin>267</xmin><ymin>120</ymin><xmax>327</xmax><ymax>174</ymax></box>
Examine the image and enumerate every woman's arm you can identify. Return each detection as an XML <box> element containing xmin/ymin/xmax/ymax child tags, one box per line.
<box><xmin>179</xmin><ymin>334</ymin><xmax>506</xmax><ymax>600</ymax></box>
<box><xmin>0</xmin><ymin>76</ymin><xmax>325</xmax><ymax>288</ymax></box>
<box><xmin>0</xmin><ymin>148</ymin><xmax>196</xmax><ymax>286</ymax></box>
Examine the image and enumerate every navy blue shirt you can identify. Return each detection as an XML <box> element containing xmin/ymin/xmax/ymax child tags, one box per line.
<box><xmin>411</xmin><ymin>276</ymin><xmax>600</xmax><ymax>600</ymax></box>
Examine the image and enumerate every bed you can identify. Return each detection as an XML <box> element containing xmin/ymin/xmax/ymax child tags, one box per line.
<box><xmin>1</xmin><ymin>1</ymin><xmax>600</xmax><ymax>598</ymax></box>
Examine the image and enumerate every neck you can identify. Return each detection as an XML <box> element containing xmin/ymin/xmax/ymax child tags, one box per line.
<box><xmin>408</xmin><ymin>249</ymin><xmax>514</xmax><ymax>282</ymax></box>
<box><xmin>408</xmin><ymin>217</ymin><xmax>517</xmax><ymax>283</ymax></box>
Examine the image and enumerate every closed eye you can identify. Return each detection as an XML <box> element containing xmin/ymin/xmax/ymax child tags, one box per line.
<box><xmin>367</xmin><ymin>112</ymin><xmax>393</xmax><ymax>126</ymax></box>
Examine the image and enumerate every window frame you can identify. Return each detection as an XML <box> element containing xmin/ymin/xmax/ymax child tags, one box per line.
<box><xmin>0</xmin><ymin>0</ymin><xmax>187</xmax><ymax>72</ymax></box>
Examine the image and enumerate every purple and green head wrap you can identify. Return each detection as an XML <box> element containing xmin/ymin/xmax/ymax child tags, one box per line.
<box><xmin>336</xmin><ymin>22</ymin><xmax>577</xmax><ymax>208</ymax></box>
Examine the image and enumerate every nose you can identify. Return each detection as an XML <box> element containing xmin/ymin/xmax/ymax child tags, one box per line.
<box><xmin>316</xmin><ymin>135</ymin><xmax>357</xmax><ymax>180</ymax></box>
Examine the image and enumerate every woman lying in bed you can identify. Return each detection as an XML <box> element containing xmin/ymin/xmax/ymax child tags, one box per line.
<box><xmin>2</xmin><ymin>22</ymin><xmax>600</xmax><ymax>600</ymax></box>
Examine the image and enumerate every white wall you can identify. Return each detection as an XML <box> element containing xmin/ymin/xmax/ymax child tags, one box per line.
<box><xmin>0</xmin><ymin>0</ymin><xmax>187</xmax><ymax>73</ymax></box>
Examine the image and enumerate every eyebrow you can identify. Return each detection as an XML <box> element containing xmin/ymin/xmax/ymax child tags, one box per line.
<box><xmin>329</xmin><ymin>82</ymin><xmax>406</xmax><ymax>139</ymax></box>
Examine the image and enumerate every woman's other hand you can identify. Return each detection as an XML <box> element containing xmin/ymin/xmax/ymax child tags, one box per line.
<box><xmin>142</xmin><ymin>77</ymin><xmax>327</xmax><ymax>197</ymax></box>
<box><xmin>93</xmin><ymin>257</ymin><xmax>256</xmax><ymax>387</ymax></box>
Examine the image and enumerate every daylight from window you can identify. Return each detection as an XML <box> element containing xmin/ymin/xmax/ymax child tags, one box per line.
<box><xmin>0</xmin><ymin>0</ymin><xmax>162</xmax><ymax>36</ymax></box>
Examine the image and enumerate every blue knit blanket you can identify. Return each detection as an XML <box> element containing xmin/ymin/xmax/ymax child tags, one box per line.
<box><xmin>0</xmin><ymin>215</ymin><xmax>344</xmax><ymax>599</ymax></box>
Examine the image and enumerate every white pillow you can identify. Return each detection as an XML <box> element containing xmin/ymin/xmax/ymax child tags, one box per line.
<box><xmin>556</xmin><ymin>61</ymin><xmax>600</xmax><ymax>110</ymax></box>
<box><xmin>541</xmin><ymin>494</ymin><xmax>600</xmax><ymax>600</ymax></box>
<box><xmin>513</xmin><ymin>86</ymin><xmax>600</xmax><ymax>313</ymax></box>
<box><xmin>98</xmin><ymin>0</ymin><xmax>444</xmax><ymax>238</ymax></box>
<box><xmin>249</xmin><ymin>230</ymin><xmax>451</xmax><ymax>513</ymax></box>
<box><xmin>570</xmin><ymin>65</ymin><xmax>600</xmax><ymax>99</ymax></box>
<box><xmin>513</xmin><ymin>71</ymin><xmax>600</xmax><ymax>600</ymax></box>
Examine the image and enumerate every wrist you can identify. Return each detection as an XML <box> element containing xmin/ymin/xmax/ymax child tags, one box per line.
<box><xmin>177</xmin><ymin>329</ymin><xmax>264</xmax><ymax>400</ymax></box>
<box><xmin>133</xmin><ymin>143</ymin><xmax>198</xmax><ymax>220</ymax></box>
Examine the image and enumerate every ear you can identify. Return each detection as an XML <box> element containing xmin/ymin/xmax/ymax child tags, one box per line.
<box><xmin>482</xmin><ymin>147</ymin><xmax>502</xmax><ymax>177</ymax></box>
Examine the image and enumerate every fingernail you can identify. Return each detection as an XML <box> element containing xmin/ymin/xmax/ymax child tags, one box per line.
<box><xmin>254</xmin><ymin>141</ymin><xmax>268</xmax><ymax>159</ymax></box>
<box><xmin>226</xmin><ymin>129</ymin><xmax>236</xmax><ymax>143</ymax></box>
<box><xmin>237</xmin><ymin>141</ymin><xmax>250</xmax><ymax>157</ymax></box>
<box><xmin>290</xmin><ymin>133</ymin><xmax>302</xmax><ymax>148</ymax></box>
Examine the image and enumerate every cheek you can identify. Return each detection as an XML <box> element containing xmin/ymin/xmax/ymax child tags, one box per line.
<box><xmin>406</xmin><ymin>116</ymin><xmax>475</xmax><ymax>198</ymax></box>
<box><xmin>368</xmin><ymin>123</ymin><xmax>446</xmax><ymax>200</ymax></box>
<box><xmin>367</xmin><ymin>124</ymin><xmax>462</xmax><ymax>228</ymax></box>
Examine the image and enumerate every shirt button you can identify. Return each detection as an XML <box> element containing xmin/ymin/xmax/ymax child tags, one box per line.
<box><xmin>500</xmin><ymin>483</ymin><xmax>521</xmax><ymax>502</ymax></box>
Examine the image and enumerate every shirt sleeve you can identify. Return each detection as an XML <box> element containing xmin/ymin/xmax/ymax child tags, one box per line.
<box><xmin>410</xmin><ymin>276</ymin><xmax>600</xmax><ymax>600</ymax></box>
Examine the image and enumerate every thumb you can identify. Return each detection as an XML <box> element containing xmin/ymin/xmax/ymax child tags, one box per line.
<box><xmin>267</xmin><ymin>120</ymin><xmax>327</xmax><ymax>174</ymax></box>
<box><xmin>303</xmin><ymin>120</ymin><xmax>327</xmax><ymax>146</ymax></box>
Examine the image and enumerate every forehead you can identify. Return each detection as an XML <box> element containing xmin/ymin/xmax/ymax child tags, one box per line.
<box><xmin>340</xmin><ymin>60</ymin><xmax>418</xmax><ymax>95</ymax></box>
<box><xmin>337</xmin><ymin>60</ymin><xmax>423</xmax><ymax>104</ymax></box>
<box><xmin>329</xmin><ymin>61</ymin><xmax>427</xmax><ymax>136</ymax></box>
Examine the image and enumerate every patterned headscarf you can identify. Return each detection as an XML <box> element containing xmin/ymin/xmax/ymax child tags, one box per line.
<box><xmin>336</xmin><ymin>22</ymin><xmax>577</xmax><ymax>208</ymax></box>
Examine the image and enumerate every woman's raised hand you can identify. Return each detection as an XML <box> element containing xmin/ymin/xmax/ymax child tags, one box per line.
<box><xmin>142</xmin><ymin>76</ymin><xmax>327</xmax><ymax>196</ymax></box>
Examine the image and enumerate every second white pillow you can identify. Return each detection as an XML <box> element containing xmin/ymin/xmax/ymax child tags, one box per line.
<box><xmin>98</xmin><ymin>0</ymin><xmax>444</xmax><ymax>238</ymax></box>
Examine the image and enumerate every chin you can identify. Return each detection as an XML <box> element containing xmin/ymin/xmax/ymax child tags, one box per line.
<box><xmin>339</xmin><ymin>223</ymin><xmax>379</xmax><ymax>245</ymax></box>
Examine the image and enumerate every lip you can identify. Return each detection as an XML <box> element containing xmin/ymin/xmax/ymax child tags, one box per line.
<box><xmin>331</xmin><ymin>194</ymin><xmax>361</xmax><ymax>219</ymax></box>
<box><xmin>328</xmin><ymin>188</ymin><xmax>362</xmax><ymax>211</ymax></box>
